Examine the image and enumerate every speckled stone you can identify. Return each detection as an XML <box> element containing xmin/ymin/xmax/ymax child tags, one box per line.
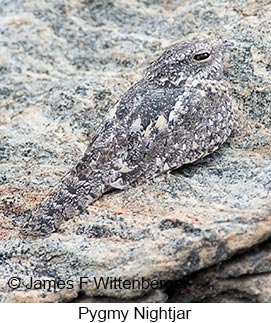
<box><xmin>0</xmin><ymin>0</ymin><xmax>270</xmax><ymax>302</ymax></box>
<box><xmin>168</xmin><ymin>239</ymin><xmax>271</xmax><ymax>302</ymax></box>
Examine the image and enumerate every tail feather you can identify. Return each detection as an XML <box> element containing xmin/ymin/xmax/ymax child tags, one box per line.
<box><xmin>22</xmin><ymin>168</ymin><xmax>108</xmax><ymax>236</ymax></box>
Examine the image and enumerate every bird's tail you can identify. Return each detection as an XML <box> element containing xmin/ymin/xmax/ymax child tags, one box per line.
<box><xmin>21</xmin><ymin>166</ymin><xmax>109</xmax><ymax>236</ymax></box>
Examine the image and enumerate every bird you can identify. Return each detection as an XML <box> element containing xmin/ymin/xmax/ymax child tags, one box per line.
<box><xmin>22</xmin><ymin>38</ymin><xmax>234</xmax><ymax>236</ymax></box>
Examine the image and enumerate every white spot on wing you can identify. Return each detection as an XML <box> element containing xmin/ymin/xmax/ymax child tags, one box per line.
<box><xmin>144</xmin><ymin>121</ymin><xmax>153</xmax><ymax>138</ymax></box>
<box><xmin>163</xmin><ymin>162</ymin><xmax>170</xmax><ymax>171</ymax></box>
<box><xmin>168</xmin><ymin>110</ymin><xmax>177</xmax><ymax>122</ymax></box>
<box><xmin>173</xmin><ymin>100</ymin><xmax>182</xmax><ymax>111</ymax></box>
<box><xmin>159</xmin><ymin>76</ymin><xmax>169</xmax><ymax>83</ymax></box>
<box><xmin>155</xmin><ymin>115</ymin><xmax>167</xmax><ymax>130</ymax></box>
<box><xmin>130</xmin><ymin>117</ymin><xmax>141</xmax><ymax>133</ymax></box>
<box><xmin>106</xmin><ymin>102</ymin><xmax>119</xmax><ymax>120</ymax></box>
<box><xmin>192</xmin><ymin>141</ymin><xmax>199</xmax><ymax>149</ymax></box>
<box><xmin>155</xmin><ymin>157</ymin><xmax>163</xmax><ymax>166</ymax></box>
<box><xmin>119</xmin><ymin>164</ymin><xmax>134</xmax><ymax>173</ymax></box>
<box><xmin>111</xmin><ymin>178</ymin><xmax>126</xmax><ymax>189</ymax></box>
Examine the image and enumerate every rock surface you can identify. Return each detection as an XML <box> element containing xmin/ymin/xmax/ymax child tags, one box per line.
<box><xmin>0</xmin><ymin>0</ymin><xmax>270</xmax><ymax>302</ymax></box>
<box><xmin>168</xmin><ymin>239</ymin><xmax>271</xmax><ymax>303</ymax></box>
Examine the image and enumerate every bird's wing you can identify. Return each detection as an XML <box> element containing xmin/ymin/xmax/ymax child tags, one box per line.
<box><xmin>81</xmin><ymin>81</ymin><xmax>228</xmax><ymax>187</ymax></box>
<box><xmin>133</xmin><ymin>82</ymin><xmax>230</xmax><ymax>180</ymax></box>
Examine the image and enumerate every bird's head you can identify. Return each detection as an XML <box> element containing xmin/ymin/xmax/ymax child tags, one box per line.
<box><xmin>145</xmin><ymin>39</ymin><xmax>231</xmax><ymax>87</ymax></box>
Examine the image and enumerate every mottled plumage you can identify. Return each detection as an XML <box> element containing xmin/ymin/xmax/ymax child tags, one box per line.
<box><xmin>23</xmin><ymin>39</ymin><xmax>233</xmax><ymax>236</ymax></box>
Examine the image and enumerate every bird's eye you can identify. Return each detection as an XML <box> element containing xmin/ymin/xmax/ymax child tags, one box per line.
<box><xmin>193</xmin><ymin>52</ymin><xmax>211</xmax><ymax>62</ymax></box>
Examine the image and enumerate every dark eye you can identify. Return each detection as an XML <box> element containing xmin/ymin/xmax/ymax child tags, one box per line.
<box><xmin>193</xmin><ymin>52</ymin><xmax>211</xmax><ymax>62</ymax></box>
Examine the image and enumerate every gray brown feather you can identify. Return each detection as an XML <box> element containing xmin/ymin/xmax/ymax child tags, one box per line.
<box><xmin>22</xmin><ymin>39</ymin><xmax>233</xmax><ymax>236</ymax></box>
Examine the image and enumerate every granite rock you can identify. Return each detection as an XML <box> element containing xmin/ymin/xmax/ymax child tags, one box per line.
<box><xmin>0</xmin><ymin>0</ymin><xmax>270</xmax><ymax>302</ymax></box>
<box><xmin>168</xmin><ymin>239</ymin><xmax>271</xmax><ymax>303</ymax></box>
